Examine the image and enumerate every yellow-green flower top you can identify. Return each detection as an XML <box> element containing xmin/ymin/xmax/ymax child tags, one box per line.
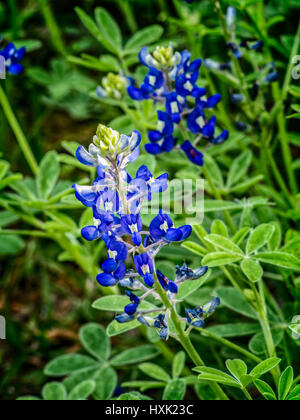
<box><xmin>102</xmin><ymin>73</ymin><xmax>127</xmax><ymax>99</ymax></box>
<box><xmin>94</xmin><ymin>124</ymin><xmax>120</xmax><ymax>154</ymax></box>
<box><xmin>152</xmin><ymin>45</ymin><xmax>178</xmax><ymax>69</ymax></box>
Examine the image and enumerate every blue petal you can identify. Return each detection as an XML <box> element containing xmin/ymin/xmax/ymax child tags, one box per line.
<box><xmin>144</xmin><ymin>273</ymin><xmax>154</xmax><ymax>287</ymax></box>
<box><xmin>81</xmin><ymin>226</ymin><xmax>101</xmax><ymax>241</ymax></box>
<box><xmin>102</xmin><ymin>258</ymin><xmax>118</xmax><ymax>273</ymax></box>
<box><xmin>97</xmin><ymin>273</ymin><xmax>118</xmax><ymax>287</ymax></box>
<box><xmin>76</xmin><ymin>146</ymin><xmax>96</xmax><ymax>167</ymax></box>
<box><xmin>116</xmin><ymin>313</ymin><xmax>135</xmax><ymax>323</ymax></box>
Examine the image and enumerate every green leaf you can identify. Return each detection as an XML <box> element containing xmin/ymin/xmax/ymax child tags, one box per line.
<box><xmin>172</xmin><ymin>352</ymin><xmax>186</xmax><ymax>379</ymax></box>
<box><xmin>241</xmin><ymin>258</ymin><xmax>263</xmax><ymax>283</ymax></box>
<box><xmin>181</xmin><ymin>241</ymin><xmax>207</xmax><ymax>257</ymax></box>
<box><xmin>278</xmin><ymin>367</ymin><xmax>294</xmax><ymax>400</ymax></box>
<box><xmin>287</xmin><ymin>384</ymin><xmax>300</xmax><ymax>400</ymax></box>
<box><xmin>139</xmin><ymin>363</ymin><xmax>170</xmax><ymax>382</ymax></box>
<box><xmin>254</xmin><ymin>379</ymin><xmax>277</xmax><ymax>400</ymax></box>
<box><xmin>93</xmin><ymin>366</ymin><xmax>117</xmax><ymax>400</ymax></box>
<box><xmin>0</xmin><ymin>160</ymin><xmax>9</xmax><ymax>180</ymax></box>
<box><xmin>118</xmin><ymin>393</ymin><xmax>141</xmax><ymax>400</ymax></box>
<box><xmin>44</xmin><ymin>354</ymin><xmax>99</xmax><ymax>377</ymax></box>
<box><xmin>215</xmin><ymin>287</ymin><xmax>258</xmax><ymax>320</ymax></box>
<box><xmin>110</xmin><ymin>346</ymin><xmax>159</xmax><ymax>367</ymax></box>
<box><xmin>37</xmin><ymin>151</ymin><xmax>60</xmax><ymax>200</ymax></box>
<box><xmin>68</xmin><ymin>380</ymin><xmax>96</xmax><ymax>401</ymax></box>
<box><xmin>0</xmin><ymin>235</ymin><xmax>25</xmax><ymax>255</ymax></box>
<box><xmin>204</xmin><ymin>154</ymin><xmax>224</xmax><ymax>188</ymax></box>
<box><xmin>211</xmin><ymin>220</ymin><xmax>228</xmax><ymax>237</ymax></box>
<box><xmin>194</xmin><ymin>367</ymin><xmax>239</xmax><ymax>387</ymax></box>
<box><xmin>106</xmin><ymin>319</ymin><xmax>140</xmax><ymax>337</ymax></box>
<box><xmin>163</xmin><ymin>379</ymin><xmax>186</xmax><ymax>401</ymax></box>
<box><xmin>79</xmin><ymin>323</ymin><xmax>110</xmax><ymax>361</ymax></box>
<box><xmin>226</xmin><ymin>359</ymin><xmax>247</xmax><ymax>381</ymax></box>
<box><xmin>268</xmin><ymin>223</ymin><xmax>282</xmax><ymax>251</ymax></box>
<box><xmin>205</xmin><ymin>234</ymin><xmax>244</xmax><ymax>255</ymax></box>
<box><xmin>17</xmin><ymin>396</ymin><xmax>41</xmax><ymax>401</ymax></box>
<box><xmin>121</xmin><ymin>380</ymin><xmax>165</xmax><ymax>392</ymax></box>
<box><xmin>249</xmin><ymin>329</ymin><xmax>284</xmax><ymax>355</ymax></box>
<box><xmin>250</xmin><ymin>358</ymin><xmax>281</xmax><ymax>379</ymax></box>
<box><xmin>42</xmin><ymin>382</ymin><xmax>67</xmax><ymax>401</ymax></box>
<box><xmin>92</xmin><ymin>295</ymin><xmax>156</xmax><ymax>312</ymax></box>
<box><xmin>246</xmin><ymin>224</ymin><xmax>275</xmax><ymax>254</ymax></box>
<box><xmin>232</xmin><ymin>227</ymin><xmax>251</xmax><ymax>245</ymax></box>
<box><xmin>177</xmin><ymin>271</ymin><xmax>210</xmax><ymax>300</ymax></box>
<box><xmin>63</xmin><ymin>367</ymin><xmax>100</xmax><ymax>393</ymax></box>
<box><xmin>226</xmin><ymin>151</ymin><xmax>253</xmax><ymax>188</ymax></box>
<box><xmin>207</xmin><ymin>323</ymin><xmax>260</xmax><ymax>338</ymax></box>
<box><xmin>255</xmin><ymin>252</ymin><xmax>300</xmax><ymax>271</ymax></box>
<box><xmin>202</xmin><ymin>252</ymin><xmax>242</xmax><ymax>267</ymax></box>
<box><xmin>95</xmin><ymin>7</ymin><xmax>122</xmax><ymax>54</ymax></box>
<box><xmin>125</xmin><ymin>25</ymin><xmax>163</xmax><ymax>52</ymax></box>
<box><xmin>75</xmin><ymin>8</ymin><xmax>106</xmax><ymax>47</ymax></box>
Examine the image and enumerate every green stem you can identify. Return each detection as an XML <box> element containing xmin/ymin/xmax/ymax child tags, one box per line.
<box><xmin>254</xmin><ymin>281</ymin><xmax>281</xmax><ymax>383</ymax></box>
<box><xmin>153</xmin><ymin>272</ymin><xmax>229</xmax><ymax>400</ymax></box>
<box><xmin>202</xmin><ymin>166</ymin><xmax>237</xmax><ymax>233</ymax></box>
<box><xmin>39</xmin><ymin>0</ymin><xmax>68</xmax><ymax>57</ymax></box>
<box><xmin>242</xmin><ymin>388</ymin><xmax>253</xmax><ymax>401</ymax></box>
<box><xmin>0</xmin><ymin>84</ymin><xmax>39</xmax><ymax>175</ymax></box>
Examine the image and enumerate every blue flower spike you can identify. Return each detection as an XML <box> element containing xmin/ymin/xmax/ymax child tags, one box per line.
<box><xmin>74</xmin><ymin>124</ymin><xmax>220</xmax><ymax>340</ymax></box>
<box><xmin>126</xmin><ymin>43</ymin><xmax>228</xmax><ymax>165</ymax></box>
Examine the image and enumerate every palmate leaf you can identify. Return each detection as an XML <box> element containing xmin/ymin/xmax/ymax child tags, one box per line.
<box><xmin>241</xmin><ymin>258</ymin><xmax>263</xmax><ymax>283</ymax></box>
<box><xmin>226</xmin><ymin>151</ymin><xmax>253</xmax><ymax>188</ymax></box>
<box><xmin>246</xmin><ymin>224</ymin><xmax>275</xmax><ymax>254</ymax></box>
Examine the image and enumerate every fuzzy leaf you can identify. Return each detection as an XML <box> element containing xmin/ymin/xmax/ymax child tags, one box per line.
<box><xmin>246</xmin><ymin>224</ymin><xmax>275</xmax><ymax>254</ymax></box>
<box><xmin>79</xmin><ymin>323</ymin><xmax>110</xmax><ymax>361</ymax></box>
<box><xmin>241</xmin><ymin>258</ymin><xmax>263</xmax><ymax>283</ymax></box>
<box><xmin>163</xmin><ymin>379</ymin><xmax>186</xmax><ymax>400</ymax></box>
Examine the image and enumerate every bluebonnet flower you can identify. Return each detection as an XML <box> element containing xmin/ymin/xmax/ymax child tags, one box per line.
<box><xmin>149</xmin><ymin>211</ymin><xmax>192</xmax><ymax>242</ymax></box>
<box><xmin>154</xmin><ymin>314</ymin><xmax>169</xmax><ymax>341</ymax></box>
<box><xmin>74</xmin><ymin>125</ymin><xmax>220</xmax><ymax>340</ymax></box>
<box><xmin>181</xmin><ymin>141</ymin><xmax>204</xmax><ymax>166</ymax></box>
<box><xmin>0</xmin><ymin>40</ymin><xmax>26</xmax><ymax>75</ymax></box>
<box><xmin>127</xmin><ymin>43</ymin><xmax>228</xmax><ymax>165</ymax></box>
<box><xmin>186</xmin><ymin>297</ymin><xmax>220</xmax><ymax>328</ymax></box>
<box><xmin>175</xmin><ymin>264</ymin><xmax>208</xmax><ymax>282</ymax></box>
<box><xmin>134</xmin><ymin>253</ymin><xmax>155</xmax><ymax>287</ymax></box>
<box><xmin>124</xmin><ymin>291</ymin><xmax>141</xmax><ymax>315</ymax></box>
<box><xmin>157</xmin><ymin>270</ymin><xmax>178</xmax><ymax>294</ymax></box>
<box><xmin>121</xmin><ymin>214</ymin><xmax>143</xmax><ymax>246</ymax></box>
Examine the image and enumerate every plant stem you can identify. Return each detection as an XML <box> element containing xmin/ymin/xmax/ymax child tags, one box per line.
<box><xmin>39</xmin><ymin>0</ymin><xmax>68</xmax><ymax>57</ymax></box>
<box><xmin>252</xmin><ymin>281</ymin><xmax>281</xmax><ymax>383</ymax></box>
<box><xmin>153</xmin><ymin>272</ymin><xmax>229</xmax><ymax>400</ymax></box>
<box><xmin>0</xmin><ymin>84</ymin><xmax>39</xmax><ymax>175</ymax></box>
<box><xmin>202</xmin><ymin>166</ymin><xmax>237</xmax><ymax>233</ymax></box>
<box><xmin>242</xmin><ymin>388</ymin><xmax>253</xmax><ymax>401</ymax></box>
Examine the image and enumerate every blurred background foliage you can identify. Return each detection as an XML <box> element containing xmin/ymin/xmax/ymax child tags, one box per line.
<box><xmin>0</xmin><ymin>0</ymin><xmax>300</xmax><ymax>400</ymax></box>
